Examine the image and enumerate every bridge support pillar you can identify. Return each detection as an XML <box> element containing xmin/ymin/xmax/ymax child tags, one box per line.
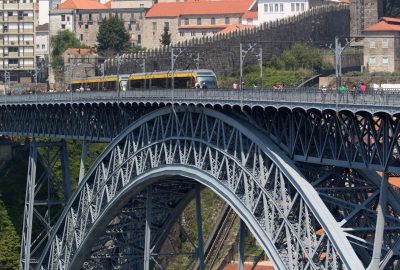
<box><xmin>19</xmin><ymin>140</ymin><xmax>72</xmax><ymax>270</ymax></box>
<box><xmin>78</xmin><ymin>141</ymin><xmax>87</xmax><ymax>185</ymax></box>
<box><xmin>144</xmin><ymin>187</ymin><xmax>152</xmax><ymax>270</ymax></box>
<box><xmin>196</xmin><ymin>186</ymin><xmax>205</xmax><ymax>270</ymax></box>
<box><xmin>238</xmin><ymin>219</ymin><xmax>246</xmax><ymax>270</ymax></box>
<box><xmin>368</xmin><ymin>172</ymin><xmax>389</xmax><ymax>270</ymax></box>
<box><xmin>20</xmin><ymin>140</ymin><xmax>37</xmax><ymax>270</ymax></box>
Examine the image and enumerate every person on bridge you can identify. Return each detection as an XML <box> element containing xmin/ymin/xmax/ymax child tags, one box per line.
<box><xmin>339</xmin><ymin>84</ymin><xmax>347</xmax><ymax>103</ymax></box>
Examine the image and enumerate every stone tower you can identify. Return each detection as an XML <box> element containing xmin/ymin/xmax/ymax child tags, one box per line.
<box><xmin>350</xmin><ymin>0</ymin><xmax>383</xmax><ymax>36</ymax></box>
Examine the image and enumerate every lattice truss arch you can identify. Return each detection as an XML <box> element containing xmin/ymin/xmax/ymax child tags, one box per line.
<box><xmin>37</xmin><ymin>106</ymin><xmax>363</xmax><ymax>270</ymax></box>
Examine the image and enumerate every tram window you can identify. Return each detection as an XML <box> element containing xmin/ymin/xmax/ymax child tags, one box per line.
<box><xmin>174</xmin><ymin>77</ymin><xmax>193</xmax><ymax>88</ymax></box>
<box><xmin>151</xmin><ymin>78</ymin><xmax>168</xmax><ymax>89</ymax></box>
<box><xmin>130</xmin><ymin>79</ymin><xmax>144</xmax><ymax>89</ymax></box>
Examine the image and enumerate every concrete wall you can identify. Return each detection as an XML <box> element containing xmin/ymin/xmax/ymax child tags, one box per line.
<box><xmin>107</xmin><ymin>5</ymin><xmax>350</xmax><ymax>77</ymax></box>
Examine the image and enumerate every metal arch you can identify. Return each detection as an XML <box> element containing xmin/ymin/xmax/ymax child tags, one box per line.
<box><xmin>36</xmin><ymin>106</ymin><xmax>363</xmax><ymax>270</ymax></box>
<box><xmin>68</xmin><ymin>166</ymin><xmax>286</xmax><ymax>270</ymax></box>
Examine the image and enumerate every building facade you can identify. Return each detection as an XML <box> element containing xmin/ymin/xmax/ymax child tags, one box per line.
<box><xmin>363</xmin><ymin>17</ymin><xmax>400</xmax><ymax>73</ymax></box>
<box><xmin>257</xmin><ymin>0</ymin><xmax>323</xmax><ymax>24</ymax></box>
<box><xmin>143</xmin><ymin>0</ymin><xmax>255</xmax><ymax>48</ymax></box>
<box><xmin>0</xmin><ymin>0</ymin><xmax>36</xmax><ymax>82</ymax></box>
<box><xmin>49</xmin><ymin>0</ymin><xmax>148</xmax><ymax>49</ymax></box>
<box><xmin>350</xmin><ymin>0</ymin><xmax>383</xmax><ymax>36</ymax></box>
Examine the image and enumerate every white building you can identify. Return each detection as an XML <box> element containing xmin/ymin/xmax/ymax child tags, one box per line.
<box><xmin>257</xmin><ymin>0</ymin><xmax>322</xmax><ymax>24</ymax></box>
<box><xmin>35</xmin><ymin>23</ymin><xmax>49</xmax><ymax>61</ymax></box>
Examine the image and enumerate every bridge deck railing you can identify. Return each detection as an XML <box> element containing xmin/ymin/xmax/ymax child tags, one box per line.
<box><xmin>1</xmin><ymin>88</ymin><xmax>400</xmax><ymax>108</ymax></box>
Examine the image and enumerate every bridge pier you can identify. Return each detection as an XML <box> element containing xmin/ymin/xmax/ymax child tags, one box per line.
<box><xmin>19</xmin><ymin>139</ymin><xmax>72</xmax><ymax>270</ymax></box>
<box><xmin>238</xmin><ymin>219</ymin><xmax>246</xmax><ymax>270</ymax></box>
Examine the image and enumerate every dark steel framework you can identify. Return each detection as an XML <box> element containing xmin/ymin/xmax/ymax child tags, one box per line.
<box><xmin>0</xmin><ymin>93</ymin><xmax>399</xmax><ymax>269</ymax></box>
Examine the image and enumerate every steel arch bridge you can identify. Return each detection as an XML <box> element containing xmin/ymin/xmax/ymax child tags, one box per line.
<box><xmin>1</xmin><ymin>90</ymin><xmax>400</xmax><ymax>269</ymax></box>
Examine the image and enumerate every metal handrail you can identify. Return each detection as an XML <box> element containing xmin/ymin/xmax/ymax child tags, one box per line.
<box><xmin>1</xmin><ymin>88</ymin><xmax>400</xmax><ymax>108</ymax></box>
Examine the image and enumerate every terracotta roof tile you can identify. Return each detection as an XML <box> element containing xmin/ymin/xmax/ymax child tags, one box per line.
<box><xmin>364</xmin><ymin>17</ymin><xmax>400</xmax><ymax>32</ymax></box>
<box><xmin>243</xmin><ymin>10</ymin><xmax>257</xmax><ymax>19</ymax></box>
<box><xmin>383</xmin><ymin>17</ymin><xmax>400</xmax><ymax>23</ymax></box>
<box><xmin>105</xmin><ymin>0</ymin><xmax>112</xmax><ymax>8</ymax></box>
<box><xmin>57</xmin><ymin>0</ymin><xmax>109</xmax><ymax>10</ymax></box>
<box><xmin>220</xmin><ymin>24</ymin><xmax>255</xmax><ymax>33</ymax></box>
<box><xmin>64</xmin><ymin>48</ymin><xmax>97</xmax><ymax>57</ymax></box>
<box><xmin>146</xmin><ymin>0</ymin><xmax>253</xmax><ymax>18</ymax></box>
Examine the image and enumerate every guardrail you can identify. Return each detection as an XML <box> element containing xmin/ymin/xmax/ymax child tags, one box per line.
<box><xmin>1</xmin><ymin>88</ymin><xmax>400</xmax><ymax>108</ymax></box>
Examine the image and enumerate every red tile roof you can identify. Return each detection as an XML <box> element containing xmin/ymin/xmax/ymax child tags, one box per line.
<box><xmin>225</xmin><ymin>261</ymin><xmax>274</xmax><ymax>270</ymax></box>
<box><xmin>57</xmin><ymin>0</ymin><xmax>109</xmax><ymax>10</ymax></box>
<box><xmin>383</xmin><ymin>17</ymin><xmax>400</xmax><ymax>23</ymax></box>
<box><xmin>105</xmin><ymin>0</ymin><xmax>112</xmax><ymax>8</ymax></box>
<box><xmin>146</xmin><ymin>0</ymin><xmax>253</xmax><ymax>18</ymax></box>
<box><xmin>220</xmin><ymin>24</ymin><xmax>255</xmax><ymax>33</ymax></box>
<box><xmin>364</xmin><ymin>17</ymin><xmax>400</xmax><ymax>32</ymax></box>
<box><xmin>64</xmin><ymin>48</ymin><xmax>97</xmax><ymax>57</ymax></box>
<box><xmin>243</xmin><ymin>10</ymin><xmax>257</xmax><ymax>19</ymax></box>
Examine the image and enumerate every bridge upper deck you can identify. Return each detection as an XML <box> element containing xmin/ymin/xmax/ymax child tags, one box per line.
<box><xmin>0</xmin><ymin>88</ymin><xmax>399</xmax><ymax>114</ymax></box>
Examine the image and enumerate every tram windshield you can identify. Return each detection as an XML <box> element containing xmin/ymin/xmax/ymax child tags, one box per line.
<box><xmin>197</xmin><ymin>76</ymin><xmax>217</xmax><ymax>89</ymax></box>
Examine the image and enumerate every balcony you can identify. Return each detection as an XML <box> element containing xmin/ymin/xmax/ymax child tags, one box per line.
<box><xmin>8</xmin><ymin>16</ymin><xmax>19</xmax><ymax>22</ymax></box>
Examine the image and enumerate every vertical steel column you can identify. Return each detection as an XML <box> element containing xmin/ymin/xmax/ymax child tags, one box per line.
<box><xmin>368</xmin><ymin>172</ymin><xmax>388</xmax><ymax>269</ymax></box>
<box><xmin>20</xmin><ymin>140</ymin><xmax>37</xmax><ymax>270</ymax></box>
<box><xmin>144</xmin><ymin>187</ymin><xmax>152</xmax><ymax>270</ymax></box>
<box><xmin>195</xmin><ymin>186</ymin><xmax>205</xmax><ymax>270</ymax></box>
<box><xmin>238</xmin><ymin>219</ymin><xmax>246</xmax><ymax>270</ymax></box>
<box><xmin>78</xmin><ymin>141</ymin><xmax>87</xmax><ymax>185</ymax></box>
<box><xmin>60</xmin><ymin>140</ymin><xmax>71</xmax><ymax>201</ymax></box>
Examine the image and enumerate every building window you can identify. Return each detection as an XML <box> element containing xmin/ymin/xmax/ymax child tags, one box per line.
<box><xmin>264</xmin><ymin>4</ymin><xmax>268</xmax><ymax>12</ymax></box>
<box><xmin>79</xmin><ymin>14</ymin><xmax>82</xmax><ymax>21</ymax></box>
<box><xmin>211</xmin><ymin>17</ymin><xmax>215</xmax><ymax>24</ymax></box>
<box><xmin>301</xmin><ymin>3</ymin><xmax>305</xmax><ymax>11</ymax></box>
<box><xmin>370</xmin><ymin>40</ymin><xmax>376</xmax><ymax>48</ymax></box>
<box><xmin>369</xmin><ymin>56</ymin><xmax>376</xmax><ymax>65</ymax></box>
<box><xmin>184</xmin><ymin>18</ymin><xmax>189</xmax><ymax>25</ymax></box>
<box><xmin>248</xmin><ymin>18</ymin><xmax>253</xmax><ymax>24</ymax></box>
<box><xmin>225</xmin><ymin>17</ymin><xmax>230</xmax><ymax>24</ymax></box>
<box><xmin>382</xmin><ymin>56</ymin><xmax>389</xmax><ymax>65</ymax></box>
<box><xmin>382</xmin><ymin>39</ymin><xmax>388</xmax><ymax>48</ymax></box>
<box><xmin>61</xmin><ymin>15</ymin><xmax>65</xmax><ymax>21</ymax></box>
<box><xmin>269</xmin><ymin>4</ymin><xmax>273</xmax><ymax>12</ymax></box>
<box><xmin>191</xmin><ymin>32</ymin><xmax>195</xmax><ymax>36</ymax></box>
<box><xmin>202</xmin><ymin>32</ymin><xmax>206</xmax><ymax>36</ymax></box>
<box><xmin>42</xmin><ymin>44</ymin><xmax>45</xmax><ymax>49</ymax></box>
<box><xmin>164</xmin><ymin>22</ymin><xmax>169</xmax><ymax>30</ymax></box>
<box><xmin>138</xmin><ymin>34</ymin><xmax>141</xmax><ymax>44</ymax></box>
<box><xmin>136</xmin><ymin>24</ymin><xmax>140</xmax><ymax>31</ymax></box>
<box><xmin>89</xmin><ymin>14</ymin><xmax>92</xmax><ymax>21</ymax></box>
<box><xmin>61</xmin><ymin>24</ymin><xmax>66</xmax><ymax>29</ymax></box>
<box><xmin>280</xmin><ymin>3</ymin><xmax>284</xmax><ymax>12</ymax></box>
<box><xmin>180</xmin><ymin>32</ymin><xmax>184</xmax><ymax>37</ymax></box>
<box><xmin>152</xmin><ymin>22</ymin><xmax>157</xmax><ymax>31</ymax></box>
<box><xmin>36</xmin><ymin>44</ymin><xmax>39</xmax><ymax>49</ymax></box>
<box><xmin>275</xmin><ymin>4</ymin><xmax>278</xmax><ymax>12</ymax></box>
<box><xmin>296</xmin><ymin>3</ymin><xmax>300</xmax><ymax>11</ymax></box>
<box><xmin>291</xmin><ymin>3</ymin><xmax>295</xmax><ymax>11</ymax></box>
<box><xmin>80</xmin><ymin>34</ymin><xmax>83</xmax><ymax>41</ymax></box>
<box><xmin>197</xmin><ymin>17</ymin><xmax>201</xmax><ymax>25</ymax></box>
<box><xmin>67</xmin><ymin>16</ymin><xmax>70</xmax><ymax>22</ymax></box>
<box><xmin>239</xmin><ymin>17</ymin><xmax>242</xmax><ymax>24</ymax></box>
<box><xmin>85</xmin><ymin>24</ymin><xmax>88</xmax><ymax>29</ymax></box>
<box><xmin>9</xmin><ymin>59</ymin><xmax>18</xmax><ymax>65</ymax></box>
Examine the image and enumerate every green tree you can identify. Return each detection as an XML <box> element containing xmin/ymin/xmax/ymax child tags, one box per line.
<box><xmin>50</xmin><ymin>30</ymin><xmax>83</xmax><ymax>71</ymax></box>
<box><xmin>160</xmin><ymin>26</ymin><xmax>171</xmax><ymax>46</ymax></box>
<box><xmin>96</xmin><ymin>15</ymin><xmax>130</xmax><ymax>55</ymax></box>
<box><xmin>0</xmin><ymin>197</ymin><xmax>20</xmax><ymax>270</ymax></box>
